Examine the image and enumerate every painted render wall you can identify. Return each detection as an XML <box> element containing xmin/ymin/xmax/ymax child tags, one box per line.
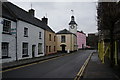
<box><xmin>17</xmin><ymin>20</ymin><xmax>45</xmax><ymax>60</ymax></box>
<box><xmin>77</xmin><ymin>32</ymin><xmax>86</xmax><ymax>49</ymax></box>
<box><xmin>0</xmin><ymin>18</ymin><xmax>3</xmax><ymax>60</ymax></box>
<box><xmin>45</xmin><ymin>30</ymin><xmax>57</xmax><ymax>55</ymax></box>
<box><xmin>1</xmin><ymin>18</ymin><xmax>16</xmax><ymax>63</ymax></box>
<box><xmin>56</xmin><ymin>34</ymin><xmax>77</xmax><ymax>52</ymax></box>
<box><xmin>72</xmin><ymin>34</ymin><xmax>77</xmax><ymax>51</ymax></box>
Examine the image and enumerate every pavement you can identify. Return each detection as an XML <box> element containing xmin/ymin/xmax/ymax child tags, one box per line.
<box><xmin>82</xmin><ymin>52</ymin><xmax>120</xmax><ymax>80</ymax></box>
<box><xmin>1</xmin><ymin>52</ymin><xmax>66</xmax><ymax>70</ymax></box>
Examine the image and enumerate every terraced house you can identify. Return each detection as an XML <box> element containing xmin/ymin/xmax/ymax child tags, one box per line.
<box><xmin>0</xmin><ymin>2</ymin><xmax>55</xmax><ymax>63</ymax></box>
<box><xmin>41</xmin><ymin>17</ymin><xmax>57</xmax><ymax>55</ymax></box>
<box><xmin>1</xmin><ymin>2</ymin><xmax>17</xmax><ymax>63</ymax></box>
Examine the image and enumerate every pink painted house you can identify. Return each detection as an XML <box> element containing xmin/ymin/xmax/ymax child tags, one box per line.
<box><xmin>77</xmin><ymin>31</ymin><xmax>86</xmax><ymax>49</ymax></box>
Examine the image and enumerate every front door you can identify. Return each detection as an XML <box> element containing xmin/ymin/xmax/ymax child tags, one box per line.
<box><xmin>61</xmin><ymin>45</ymin><xmax>66</xmax><ymax>52</ymax></box>
<box><xmin>32</xmin><ymin>45</ymin><xmax>36</xmax><ymax>57</ymax></box>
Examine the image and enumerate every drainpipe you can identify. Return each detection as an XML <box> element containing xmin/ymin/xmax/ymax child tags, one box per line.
<box><xmin>71</xmin><ymin>34</ymin><xmax>72</xmax><ymax>52</ymax></box>
<box><xmin>15</xmin><ymin>20</ymin><xmax>18</xmax><ymax>61</ymax></box>
<box><xmin>44</xmin><ymin>30</ymin><xmax>46</xmax><ymax>56</ymax></box>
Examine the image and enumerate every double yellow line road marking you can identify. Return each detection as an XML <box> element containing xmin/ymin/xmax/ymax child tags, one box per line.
<box><xmin>1</xmin><ymin>52</ymin><xmax>93</xmax><ymax>80</ymax></box>
<box><xmin>0</xmin><ymin>53</ymin><xmax>74</xmax><ymax>73</ymax></box>
<box><xmin>74</xmin><ymin>53</ymin><xmax>93</xmax><ymax>80</ymax></box>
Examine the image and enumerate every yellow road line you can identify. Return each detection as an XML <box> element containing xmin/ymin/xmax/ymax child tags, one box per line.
<box><xmin>74</xmin><ymin>53</ymin><xmax>93</xmax><ymax>80</ymax></box>
<box><xmin>1</xmin><ymin>53</ymin><xmax>74</xmax><ymax>73</ymax></box>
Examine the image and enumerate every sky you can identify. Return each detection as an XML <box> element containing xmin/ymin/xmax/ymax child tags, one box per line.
<box><xmin>8</xmin><ymin>0</ymin><xmax>98</xmax><ymax>35</ymax></box>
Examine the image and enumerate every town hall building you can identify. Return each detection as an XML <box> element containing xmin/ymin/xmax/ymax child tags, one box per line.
<box><xmin>56</xmin><ymin>15</ymin><xmax>86</xmax><ymax>52</ymax></box>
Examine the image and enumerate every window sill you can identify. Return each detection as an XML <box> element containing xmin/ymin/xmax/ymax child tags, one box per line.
<box><xmin>24</xmin><ymin>35</ymin><xmax>28</xmax><ymax>37</ymax></box>
<box><xmin>2</xmin><ymin>32</ymin><xmax>12</xmax><ymax>35</ymax></box>
<box><xmin>38</xmin><ymin>53</ymin><xmax>43</xmax><ymax>54</ymax></box>
<box><xmin>2</xmin><ymin>56</ymin><xmax>11</xmax><ymax>59</ymax></box>
<box><xmin>22</xmin><ymin>55</ymin><xmax>29</xmax><ymax>57</ymax></box>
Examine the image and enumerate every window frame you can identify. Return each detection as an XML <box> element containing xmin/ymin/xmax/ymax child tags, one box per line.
<box><xmin>24</xmin><ymin>27</ymin><xmax>28</xmax><ymax>37</ymax></box>
<box><xmin>61</xmin><ymin>35</ymin><xmax>66</xmax><ymax>43</ymax></box>
<box><xmin>3</xmin><ymin>19</ymin><xmax>11</xmax><ymax>34</ymax></box>
<box><xmin>38</xmin><ymin>43</ymin><xmax>43</xmax><ymax>54</ymax></box>
<box><xmin>49</xmin><ymin>34</ymin><xmax>51</xmax><ymax>41</ymax></box>
<box><xmin>39</xmin><ymin>32</ymin><xmax>42</xmax><ymax>39</ymax></box>
<box><xmin>22</xmin><ymin>42</ymin><xmax>29</xmax><ymax>57</ymax></box>
<box><xmin>2</xmin><ymin>42</ymin><xmax>10</xmax><ymax>58</ymax></box>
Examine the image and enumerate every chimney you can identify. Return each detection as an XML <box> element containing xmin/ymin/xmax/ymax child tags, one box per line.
<box><xmin>42</xmin><ymin>16</ymin><xmax>48</xmax><ymax>25</ymax></box>
<box><xmin>28</xmin><ymin>9</ymin><xmax>35</xmax><ymax>16</ymax></box>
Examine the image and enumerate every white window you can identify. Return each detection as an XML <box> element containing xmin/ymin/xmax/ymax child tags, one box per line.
<box><xmin>22</xmin><ymin>43</ymin><xmax>28</xmax><ymax>57</ymax></box>
<box><xmin>39</xmin><ymin>32</ymin><xmax>42</xmax><ymax>39</ymax></box>
<box><xmin>61</xmin><ymin>36</ymin><xmax>66</xmax><ymax>43</ymax></box>
<box><xmin>3</xmin><ymin>20</ymin><xmax>11</xmax><ymax>33</ymax></box>
<box><xmin>24</xmin><ymin>27</ymin><xmax>28</xmax><ymax>37</ymax></box>
<box><xmin>2</xmin><ymin>42</ymin><xmax>9</xmax><ymax>58</ymax></box>
<box><xmin>38</xmin><ymin>43</ymin><xmax>42</xmax><ymax>54</ymax></box>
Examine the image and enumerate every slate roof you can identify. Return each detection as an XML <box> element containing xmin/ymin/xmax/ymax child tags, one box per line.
<box><xmin>56</xmin><ymin>29</ymin><xmax>74</xmax><ymax>34</ymax></box>
<box><xmin>77</xmin><ymin>30</ymin><xmax>86</xmax><ymax>35</ymax></box>
<box><xmin>2</xmin><ymin>3</ymin><xmax>16</xmax><ymax>21</ymax></box>
<box><xmin>2</xmin><ymin>2</ymin><xmax>55</xmax><ymax>33</ymax></box>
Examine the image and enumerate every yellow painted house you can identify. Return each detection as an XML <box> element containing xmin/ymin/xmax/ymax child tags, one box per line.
<box><xmin>42</xmin><ymin>17</ymin><xmax>57</xmax><ymax>55</ymax></box>
<box><xmin>56</xmin><ymin>29</ymin><xmax>77</xmax><ymax>53</ymax></box>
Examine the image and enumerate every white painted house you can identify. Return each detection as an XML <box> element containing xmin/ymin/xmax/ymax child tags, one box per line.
<box><xmin>16</xmin><ymin>20</ymin><xmax>44</xmax><ymax>60</ymax></box>
<box><xmin>1</xmin><ymin>2</ymin><xmax>46</xmax><ymax>63</ymax></box>
<box><xmin>1</xmin><ymin>3</ymin><xmax>17</xmax><ymax>63</ymax></box>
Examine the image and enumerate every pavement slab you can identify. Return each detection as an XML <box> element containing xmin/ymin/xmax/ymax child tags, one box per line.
<box><xmin>82</xmin><ymin>52</ymin><xmax>120</xmax><ymax>80</ymax></box>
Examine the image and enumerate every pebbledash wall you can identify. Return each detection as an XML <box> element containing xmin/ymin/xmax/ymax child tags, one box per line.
<box><xmin>2</xmin><ymin>18</ymin><xmax>16</xmax><ymax>63</ymax></box>
<box><xmin>16</xmin><ymin>20</ymin><xmax>45</xmax><ymax>60</ymax></box>
<box><xmin>77</xmin><ymin>31</ymin><xmax>86</xmax><ymax>49</ymax></box>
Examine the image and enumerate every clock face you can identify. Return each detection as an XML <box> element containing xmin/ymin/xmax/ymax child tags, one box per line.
<box><xmin>70</xmin><ymin>25</ymin><xmax>75</xmax><ymax>29</ymax></box>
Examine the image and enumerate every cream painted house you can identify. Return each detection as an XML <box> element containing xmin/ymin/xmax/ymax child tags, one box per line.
<box><xmin>41</xmin><ymin>17</ymin><xmax>57</xmax><ymax>55</ymax></box>
<box><xmin>44</xmin><ymin>30</ymin><xmax>57</xmax><ymax>55</ymax></box>
<box><xmin>56</xmin><ymin>29</ymin><xmax>77</xmax><ymax>52</ymax></box>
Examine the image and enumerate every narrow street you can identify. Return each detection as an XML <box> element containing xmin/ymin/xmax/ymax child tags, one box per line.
<box><xmin>1</xmin><ymin>1</ymin><xmax>120</xmax><ymax>80</ymax></box>
<box><xmin>2</xmin><ymin>50</ymin><xmax>95</xmax><ymax>79</ymax></box>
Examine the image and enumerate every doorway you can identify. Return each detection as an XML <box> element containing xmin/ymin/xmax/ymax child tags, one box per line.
<box><xmin>32</xmin><ymin>45</ymin><xmax>36</xmax><ymax>57</ymax></box>
<box><xmin>61</xmin><ymin>44</ymin><xmax>66</xmax><ymax>52</ymax></box>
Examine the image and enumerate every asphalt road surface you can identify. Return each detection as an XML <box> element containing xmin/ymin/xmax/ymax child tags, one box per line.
<box><xmin>2</xmin><ymin>50</ymin><xmax>95</xmax><ymax>79</ymax></box>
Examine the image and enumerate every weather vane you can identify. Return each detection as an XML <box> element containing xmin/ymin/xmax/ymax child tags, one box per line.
<box><xmin>31</xmin><ymin>3</ymin><xmax>32</xmax><ymax>9</ymax></box>
<box><xmin>71</xmin><ymin>10</ymin><xmax>74</xmax><ymax>15</ymax></box>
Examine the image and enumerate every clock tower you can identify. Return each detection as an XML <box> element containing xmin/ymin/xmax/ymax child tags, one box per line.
<box><xmin>69</xmin><ymin>16</ymin><xmax>77</xmax><ymax>34</ymax></box>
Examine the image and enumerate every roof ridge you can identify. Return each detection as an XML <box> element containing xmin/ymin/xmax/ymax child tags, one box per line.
<box><xmin>3</xmin><ymin>2</ymin><xmax>55</xmax><ymax>33</ymax></box>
